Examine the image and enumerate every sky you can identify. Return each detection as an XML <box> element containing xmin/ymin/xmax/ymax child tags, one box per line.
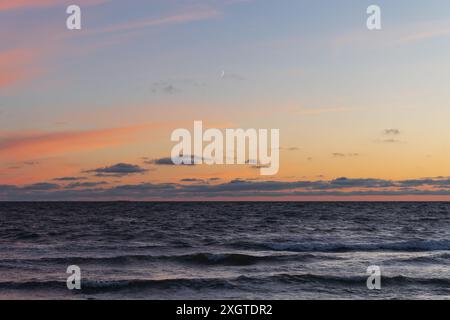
<box><xmin>1</xmin><ymin>0</ymin><xmax>450</xmax><ymax>200</ymax></box>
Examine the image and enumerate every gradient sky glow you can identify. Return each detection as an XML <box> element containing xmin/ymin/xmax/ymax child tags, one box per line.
<box><xmin>2</xmin><ymin>0</ymin><xmax>450</xmax><ymax>200</ymax></box>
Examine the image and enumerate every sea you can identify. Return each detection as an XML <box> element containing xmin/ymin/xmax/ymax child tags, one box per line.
<box><xmin>0</xmin><ymin>202</ymin><xmax>449</xmax><ymax>300</ymax></box>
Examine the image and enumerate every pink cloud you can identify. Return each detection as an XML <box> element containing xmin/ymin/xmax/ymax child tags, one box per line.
<box><xmin>0</xmin><ymin>0</ymin><xmax>107</xmax><ymax>11</ymax></box>
<box><xmin>0</xmin><ymin>125</ymin><xmax>150</xmax><ymax>160</ymax></box>
<box><xmin>0</xmin><ymin>48</ymin><xmax>37</xmax><ymax>88</ymax></box>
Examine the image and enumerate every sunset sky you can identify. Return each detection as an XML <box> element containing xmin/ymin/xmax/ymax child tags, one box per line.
<box><xmin>1</xmin><ymin>0</ymin><xmax>450</xmax><ymax>200</ymax></box>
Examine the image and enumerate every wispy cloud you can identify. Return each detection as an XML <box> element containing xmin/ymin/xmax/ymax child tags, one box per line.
<box><xmin>150</xmin><ymin>83</ymin><xmax>181</xmax><ymax>95</ymax></box>
<box><xmin>53</xmin><ymin>176</ymin><xmax>87</xmax><ymax>182</ymax></box>
<box><xmin>334</xmin><ymin>20</ymin><xmax>450</xmax><ymax>50</ymax></box>
<box><xmin>332</xmin><ymin>153</ymin><xmax>359</xmax><ymax>158</ymax></box>
<box><xmin>65</xmin><ymin>181</ymin><xmax>108</xmax><ymax>189</ymax></box>
<box><xmin>376</xmin><ymin>129</ymin><xmax>404</xmax><ymax>144</ymax></box>
<box><xmin>22</xmin><ymin>182</ymin><xmax>59</xmax><ymax>191</ymax></box>
<box><xmin>0</xmin><ymin>48</ymin><xmax>37</xmax><ymax>88</ymax></box>
<box><xmin>380</xmin><ymin>139</ymin><xmax>403</xmax><ymax>144</ymax></box>
<box><xmin>0</xmin><ymin>124</ymin><xmax>154</xmax><ymax>160</ymax></box>
<box><xmin>220</xmin><ymin>71</ymin><xmax>245</xmax><ymax>81</ymax></box>
<box><xmin>384</xmin><ymin>129</ymin><xmax>400</xmax><ymax>135</ymax></box>
<box><xmin>398</xmin><ymin>26</ymin><xmax>450</xmax><ymax>44</ymax></box>
<box><xmin>147</xmin><ymin>155</ymin><xmax>204</xmax><ymax>166</ymax></box>
<box><xmin>296</xmin><ymin>107</ymin><xmax>352</xmax><ymax>116</ymax></box>
<box><xmin>89</xmin><ymin>9</ymin><xmax>219</xmax><ymax>35</ymax></box>
<box><xmin>0</xmin><ymin>0</ymin><xmax>107</xmax><ymax>12</ymax></box>
<box><xmin>84</xmin><ymin>163</ymin><xmax>149</xmax><ymax>177</ymax></box>
<box><xmin>180</xmin><ymin>178</ymin><xmax>205</xmax><ymax>183</ymax></box>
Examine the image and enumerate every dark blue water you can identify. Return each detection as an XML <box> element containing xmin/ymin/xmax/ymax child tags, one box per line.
<box><xmin>0</xmin><ymin>202</ymin><xmax>449</xmax><ymax>300</ymax></box>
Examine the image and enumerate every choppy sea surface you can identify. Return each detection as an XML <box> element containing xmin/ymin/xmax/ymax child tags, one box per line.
<box><xmin>0</xmin><ymin>202</ymin><xmax>449</xmax><ymax>300</ymax></box>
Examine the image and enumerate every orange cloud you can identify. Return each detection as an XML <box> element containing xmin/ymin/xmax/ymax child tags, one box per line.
<box><xmin>0</xmin><ymin>124</ymin><xmax>155</xmax><ymax>161</ymax></box>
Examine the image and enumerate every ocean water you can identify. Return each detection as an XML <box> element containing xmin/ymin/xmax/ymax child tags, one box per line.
<box><xmin>0</xmin><ymin>202</ymin><xmax>449</xmax><ymax>300</ymax></box>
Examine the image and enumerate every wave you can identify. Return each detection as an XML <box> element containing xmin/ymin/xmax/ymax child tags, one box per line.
<box><xmin>232</xmin><ymin>240</ymin><xmax>450</xmax><ymax>253</ymax></box>
<box><xmin>178</xmin><ymin>252</ymin><xmax>315</xmax><ymax>266</ymax></box>
<box><xmin>1</xmin><ymin>274</ymin><xmax>449</xmax><ymax>293</ymax></box>
<box><xmin>261</xmin><ymin>274</ymin><xmax>450</xmax><ymax>287</ymax></box>
<box><xmin>0</xmin><ymin>278</ymin><xmax>234</xmax><ymax>292</ymax></box>
<box><xmin>386</xmin><ymin>252</ymin><xmax>450</xmax><ymax>264</ymax></box>
<box><xmin>0</xmin><ymin>252</ymin><xmax>315</xmax><ymax>267</ymax></box>
<box><xmin>0</xmin><ymin>232</ymin><xmax>41</xmax><ymax>241</ymax></box>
